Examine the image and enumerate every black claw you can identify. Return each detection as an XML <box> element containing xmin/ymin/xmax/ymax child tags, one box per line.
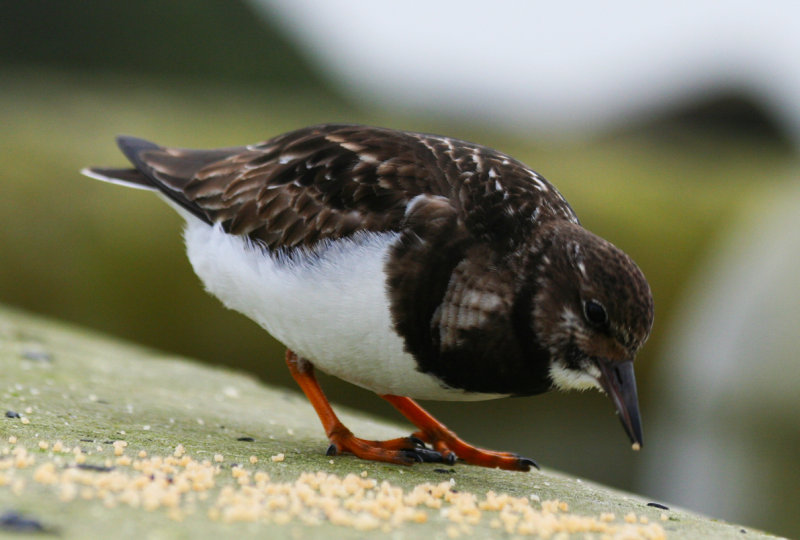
<box><xmin>325</xmin><ymin>444</ymin><xmax>338</xmax><ymax>456</ymax></box>
<box><xmin>408</xmin><ymin>436</ymin><xmax>427</xmax><ymax>447</ymax></box>
<box><xmin>412</xmin><ymin>447</ymin><xmax>447</xmax><ymax>463</ymax></box>
<box><xmin>400</xmin><ymin>450</ymin><xmax>425</xmax><ymax>463</ymax></box>
<box><xmin>518</xmin><ymin>456</ymin><xmax>540</xmax><ymax>470</ymax></box>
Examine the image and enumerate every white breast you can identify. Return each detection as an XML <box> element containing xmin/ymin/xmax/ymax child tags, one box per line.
<box><xmin>182</xmin><ymin>218</ymin><xmax>504</xmax><ymax>401</ymax></box>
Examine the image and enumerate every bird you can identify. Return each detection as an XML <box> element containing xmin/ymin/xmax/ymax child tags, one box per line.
<box><xmin>83</xmin><ymin>124</ymin><xmax>654</xmax><ymax>471</ymax></box>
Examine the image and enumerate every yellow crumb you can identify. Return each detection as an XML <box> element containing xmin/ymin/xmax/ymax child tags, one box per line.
<box><xmin>112</xmin><ymin>441</ymin><xmax>128</xmax><ymax>456</ymax></box>
<box><xmin>1</xmin><ymin>442</ymin><xmax>666</xmax><ymax>538</ymax></box>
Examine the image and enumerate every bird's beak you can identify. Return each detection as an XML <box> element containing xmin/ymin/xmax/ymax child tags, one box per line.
<box><xmin>595</xmin><ymin>359</ymin><xmax>643</xmax><ymax>450</ymax></box>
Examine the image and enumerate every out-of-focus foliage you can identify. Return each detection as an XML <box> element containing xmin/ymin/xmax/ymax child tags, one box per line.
<box><xmin>1</xmin><ymin>0</ymin><xmax>340</xmax><ymax>95</ymax></box>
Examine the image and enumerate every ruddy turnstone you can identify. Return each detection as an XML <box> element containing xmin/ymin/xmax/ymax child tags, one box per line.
<box><xmin>83</xmin><ymin>124</ymin><xmax>654</xmax><ymax>471</ymax></box>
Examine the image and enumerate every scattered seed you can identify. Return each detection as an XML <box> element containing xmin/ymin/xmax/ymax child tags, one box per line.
<box><xmin>0</xmin><ymin>443</ymin><xmax>666</xmax><ymax>538</ymax></box>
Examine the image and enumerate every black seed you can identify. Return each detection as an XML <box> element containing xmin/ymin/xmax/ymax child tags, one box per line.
<box><xmin>5</xmin><ymin>411</ymin><xmax>20</xmax><ymax>418</ymax></box>
<box><xmin>76</xmin><ymin>463</ymin><xmax>114</xmax><ymax>472</ymax></box>
<box><xmin>647</xmin><ymin>502</ymin><xmax>669</xmax><ymax>510</ymax></box>
<box><xmin>236</xmin><ymin>437</ymin><xmax>255</xmax><ymax>442</ymax></box>
<box><xmin>21</xmin><ymin>350</ymin><xmax>53</xmax><ymax>362</ymax></box>
<box><xmin>0</xmin><ymin>511</ymin><xmax>46</xmax><ymax>532</ymax></box>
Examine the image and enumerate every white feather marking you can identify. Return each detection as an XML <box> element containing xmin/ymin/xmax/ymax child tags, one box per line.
<box><xmin>81</xmin><ymin>168</ymin><xmax>155</xmax><ymax>191</ymax></box>
<box><xmin>549</xmin><ymin>361</ymin><xmax>602</xmax><ymax>392</ymax></box>
<box><xmin>340</xmin><ymin>141</ymin><xmax>366</xmax><ymax>153</ymax></box>
<box><xmin>359</xmin><ymin>152</ymin><xmax>380</xmax><ymax>164</ymax></box>
<box><xmin>181</xmin><ymin>218</ymin><xmax>503</xmax><ymax>401</ymax></box>
<box><xmin>404</xmin><ymin>194</ymin><xmax>428</xmax><ymax>217</ymax></box>
<box><xmin>560</xmin><ymin>307</ymin><xmax>583</xmax><ymax>333</ymax></box>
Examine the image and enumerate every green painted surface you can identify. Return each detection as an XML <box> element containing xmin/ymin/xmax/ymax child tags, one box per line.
<box><xmin>0</xmin><ymin>306</ymin><xmax>781</xmax><ymax>538</ymax></box>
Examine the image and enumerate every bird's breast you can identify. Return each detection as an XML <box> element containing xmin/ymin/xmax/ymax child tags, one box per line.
<box><xmin>182</xmin><ymin>218</ymin><xmax>505</xmax><ymax>401</ymax></box>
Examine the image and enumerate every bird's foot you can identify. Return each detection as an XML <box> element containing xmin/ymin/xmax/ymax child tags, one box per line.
<box><xmin>380</xmin><ymin>395</ymin><xmax>538</xmax><ymax>472</ymax></box>
<box><xmin>324</xmin><ymin>426</ymin><xmax>446</xmax><ymax>465</ymax></box>
<box><xmin>411</xmin><ymin>428</ymin><xmax>539</xmax><ymax>471</ymax></box>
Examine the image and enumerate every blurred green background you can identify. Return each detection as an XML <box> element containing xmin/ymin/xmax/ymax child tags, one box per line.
<box><xmin>2</xmin><ymin>1</ymin><xmax>799</xmax><ymax>537</ymax></box>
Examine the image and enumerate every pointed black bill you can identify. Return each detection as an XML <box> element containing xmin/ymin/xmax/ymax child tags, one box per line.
<box><xmin>596</xmin><ymin>359</ymin><xmax>643</xmax><ymax>450</ymax></box>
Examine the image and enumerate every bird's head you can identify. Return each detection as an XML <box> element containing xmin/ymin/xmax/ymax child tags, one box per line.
<box><xmin>527</xmin><ymin>221</ymin><xmax>654</xmax><ymax>449</ymax></box>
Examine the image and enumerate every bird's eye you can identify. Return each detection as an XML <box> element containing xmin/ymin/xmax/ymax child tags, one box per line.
<box><xmin>583</xmin><ymin>300</ymin><xmax>608</xmax><ymax>327</ymax></box>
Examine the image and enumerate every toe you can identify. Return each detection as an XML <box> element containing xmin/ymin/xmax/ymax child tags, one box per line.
<box><xmin>517</xmin><ymin>456</ymin><xmax>540</xmax><ymax>470</ymax></box>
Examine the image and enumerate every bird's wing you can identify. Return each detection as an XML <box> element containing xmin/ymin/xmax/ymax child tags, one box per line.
<box><xmin>88</xmin><ymin>124</ymin><xmax>578</xmax><ymax>250</ymax></box>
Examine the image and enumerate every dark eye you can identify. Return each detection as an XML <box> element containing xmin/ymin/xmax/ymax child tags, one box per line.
<box><xmin>583</xmin><ymin>300</ymin><xmax>608</xmax><ymax>327</ymax></box>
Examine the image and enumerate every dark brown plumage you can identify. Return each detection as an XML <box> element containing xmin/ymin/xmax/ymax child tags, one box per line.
<box><xmin>85</xmin><ymin>123</ymin><xmax>654</xmax><ymax>470</ymax></box>
<box><xmin>94</xmin><ymin>124</ymin><xmax>578</xmax><ymax>250</ymax></box>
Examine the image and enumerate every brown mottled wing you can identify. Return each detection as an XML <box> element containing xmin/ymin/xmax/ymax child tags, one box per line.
<box><xmin>110</xmin><ymin>124</ymin><xmax>578</xmax><ymax>250</ymax></box>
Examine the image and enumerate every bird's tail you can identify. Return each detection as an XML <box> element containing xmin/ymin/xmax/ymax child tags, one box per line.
<box><xmin>81</xmin><ymin>166</ymin><xmax>156</xmax><ymax>191</ymax></box>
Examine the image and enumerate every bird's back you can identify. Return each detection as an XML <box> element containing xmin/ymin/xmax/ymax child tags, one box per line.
<box><xmin>87</xmin><ymin>124</ymin><xmax>578</xmax><ymax>253</ymax></box>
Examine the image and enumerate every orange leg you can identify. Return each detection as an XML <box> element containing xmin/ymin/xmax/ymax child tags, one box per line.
<box><xmin>381</xmin><ymin>394</ymin><xmax>539</xmax><ymax>471</ymax></box>
<box><xmin>285</xmin><ymin>350</ymin><xmax>443</xmax><ymax>465</ymax></box>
